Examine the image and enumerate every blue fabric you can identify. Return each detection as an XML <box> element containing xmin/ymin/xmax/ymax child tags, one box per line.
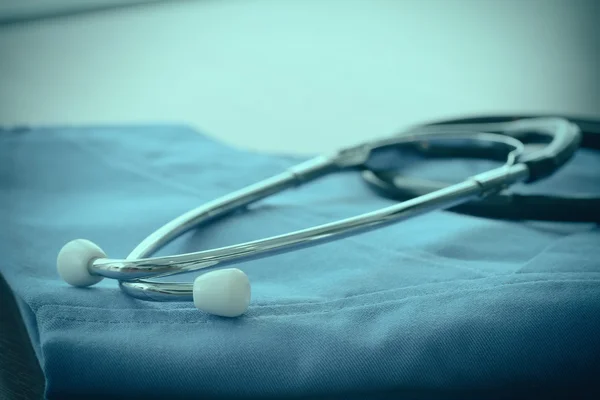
<box><xmin>1</xmin><ymin>125</ymin><xmax>599</xmax><ymax>399</ymax></box>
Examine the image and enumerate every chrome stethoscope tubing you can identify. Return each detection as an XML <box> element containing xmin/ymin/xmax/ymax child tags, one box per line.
<box><xmin>119</xmin><ymin>155</ymin><xmax>528</xmax><ymax>301</ymax></box>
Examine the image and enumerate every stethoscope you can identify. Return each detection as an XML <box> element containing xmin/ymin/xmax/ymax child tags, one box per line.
<box><xmin>56</xmin><ymin>116</ymin><xmax>599</xmax><ymax>318</ymax></box>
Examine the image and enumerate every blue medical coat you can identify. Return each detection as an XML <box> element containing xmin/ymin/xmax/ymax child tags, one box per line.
<box><xmin>1</xmin><ymin>125</ymin><xmax>599</xmax><ymax>399</ymax></box>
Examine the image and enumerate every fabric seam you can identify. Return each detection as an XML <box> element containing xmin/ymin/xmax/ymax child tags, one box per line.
<box><xmin>34</xmin><ymin>276</ymin><xmax>600</xmax><ymax>323</ymax></box>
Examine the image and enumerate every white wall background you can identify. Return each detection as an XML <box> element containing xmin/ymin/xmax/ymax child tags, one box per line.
<box><xmin>0</xmin><ymin>1</ymin><xmax>156</xmax><ymax>22</ymax></box>
<box><xmin>0</xmin><ymin>0</ymin><xmax>598</xmax><ymax>154</ymax></box>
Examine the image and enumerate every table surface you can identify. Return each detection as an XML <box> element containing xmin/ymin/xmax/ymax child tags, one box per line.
<box><xmin>1</xmin><ymin>0</ymin><xmax>599</xmax><ymax>155</ymax></box>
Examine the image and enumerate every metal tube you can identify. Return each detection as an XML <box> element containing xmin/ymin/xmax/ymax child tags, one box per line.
<box><xmin>91</xmin><ymin>131</ymin><xmax>530</xmax><ymax>303</ymax></box>
<box><xmin>94</xmin><ymin>164</ymin><xmax>529</xmax><ymax>286</ymax></box>
<box><xmin>126</xmin><ymin>155</ymin><xmax>337</xmax><ymax>260</ymax></box>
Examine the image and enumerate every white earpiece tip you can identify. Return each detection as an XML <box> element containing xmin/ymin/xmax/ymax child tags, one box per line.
<box><xmin>193</xmin><ymin>268</ymin><xmax>251</xmax><ymax>317</ymax></box>
<box><xmin>57</xmin><ymin>239</ymin><xmax>106</xmax><ymax>287</ymax></box>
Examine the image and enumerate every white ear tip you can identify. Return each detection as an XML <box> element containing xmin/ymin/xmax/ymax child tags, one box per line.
<box><xmin>57</xmin><ymin>239</ymin><xmax>106</xmax><ymax>287</ymax></box>
<box><xmin>193</xmin><ymin>268</ymin><xmax>251</xmax><ymax>317</ymax></box>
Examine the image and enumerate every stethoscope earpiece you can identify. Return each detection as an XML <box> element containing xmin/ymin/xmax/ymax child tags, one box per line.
<box><xmin>193</xmin><ymin>268</ymin><xmax>251</xmax><ymax>318</ymax></box>
<box><xmin>57</xmin><ymin>239</ymin><xmax>106</xmax><ymax>288</ymax></box>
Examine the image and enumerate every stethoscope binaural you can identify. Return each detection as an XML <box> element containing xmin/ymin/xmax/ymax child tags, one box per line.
<box><xmin>57</xmin><ymin>117</ymin><xmax>587</xmax><ymax>318</ymax></box>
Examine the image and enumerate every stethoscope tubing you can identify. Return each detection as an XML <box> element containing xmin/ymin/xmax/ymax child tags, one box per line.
<box><xmin>362</xmin><ymin>115</ymin><xmax>600</xmax><ymax>223</ymax></box>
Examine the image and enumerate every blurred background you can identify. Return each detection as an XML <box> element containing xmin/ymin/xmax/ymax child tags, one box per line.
<box><xmin>0</xmin><ymin>0</ymin><xmax>598</xmax><ymax>154</ymax></box>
